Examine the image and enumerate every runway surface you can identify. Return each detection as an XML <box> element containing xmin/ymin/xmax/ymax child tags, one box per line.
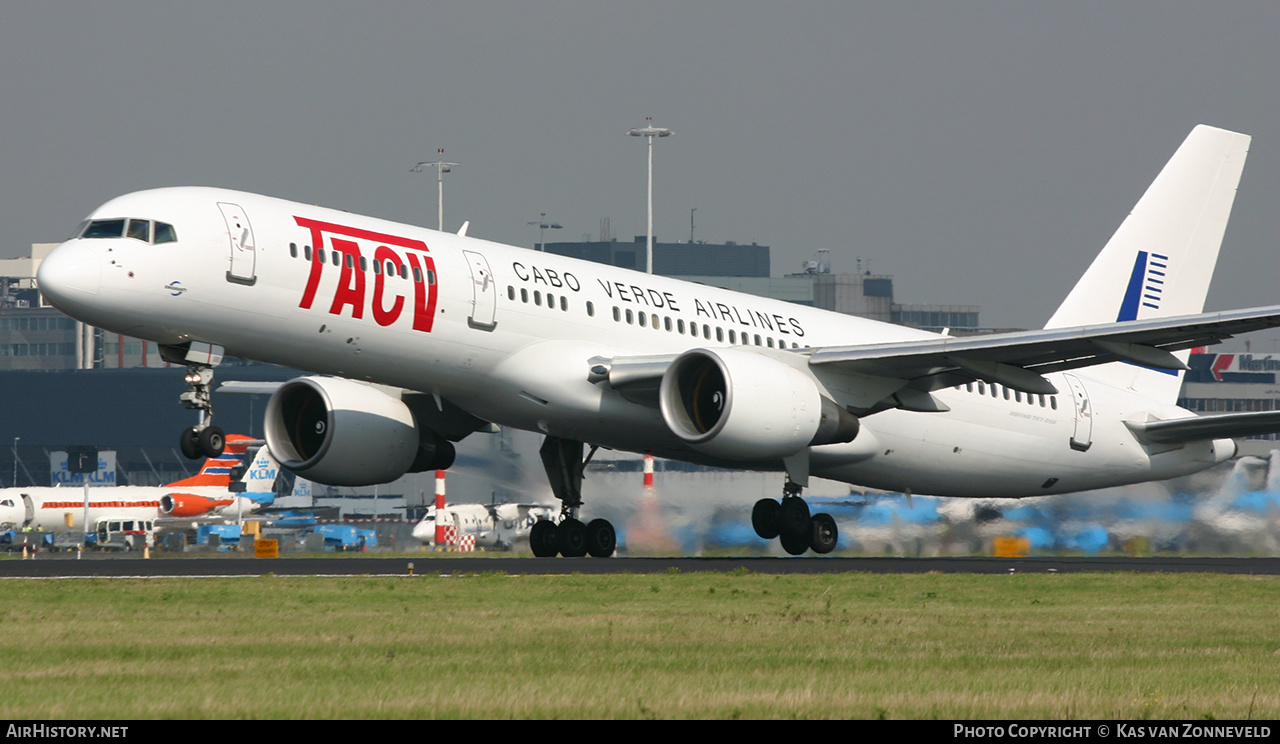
<box><xmin>1</xmin><ymin>554</ymin><xmax>1278</xmax><ymax>577</ymax></box>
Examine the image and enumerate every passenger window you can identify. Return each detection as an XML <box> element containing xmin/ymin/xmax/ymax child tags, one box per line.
<box><xmin>521</xmin><ymin>288</ymin><xmax>529</xmax><ymax>303</ymax></box>
<box><xmin>612</xmin><ymin>306</ymin><xmax>620</xmax><ymax>321</ymax></box>
<box><xmin>677</xmin><ymin>319</ymin><xmax>685</xmax><ymax>333</ymax></box>
<box><xmin>560</xmin><ymin>296</ymin><xmax>568</xmax><ymax>311</ymax></box>
<box><xmin>153</xmin><ymin>222</ymin><xmax>177</xmax><ymax>244</ymax></box>
<box><xmin>652</xmin><ymin>315</ymin><xmax>659</xmax><ymax>330</ymax></box>
<box><xmin>716</xmin><ymin>327</ymin><xmax>724</xmax><ymax>342</ymax></box>
<box><xmin>587</xmin><ymin>301</ymin><xmax>595</xmax><ymax>317</ymax></box>
<box><xmin>359</xmin><ymin>256</ymin><xmax>367</xmax><ymax>272</ymax></box>
<box><xmin>127</xmin><ymin>219</ymin><xmax>150</xmax><ymax>242</ymax></box>
<box><xmin>290</xmin><ymin>243</ymin><xmax>299</xmax><ymax>259</ymax></box>
<box><xmin>507</xmin><ymin>286</ymin><xmax>514</xmax><ymax>300</ymax></box>
<box><xmin>626</xmin><ymin>309</ymin><xmax>634</xmax><ymax>324</ymax></box>
<box><xmin>413</xmin><ymin>267</ymin><xmax>423</xmax><ymax>282</ymax></box>
<box><xmin>304</xmin><ymin>245</ymin><xmax>312</xmax><ymax>260</ymax></box>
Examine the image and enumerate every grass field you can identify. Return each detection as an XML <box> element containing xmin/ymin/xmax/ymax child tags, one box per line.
<box><xmin>0</xmin><ymin>571</ymin><xmax>1276</xmax><ymax>719</ymax></box>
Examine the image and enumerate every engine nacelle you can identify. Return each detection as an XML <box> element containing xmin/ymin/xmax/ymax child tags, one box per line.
<box><xmin>160</xmin><ymin>492</ymin><xmax>233</xmax><ymax>518</ymax></box>
<box><xmin>264</xmin><ymin>376</ymin><xmax>454</xmax><ymax>487</ymax></box>
<box><xmin>658</xmin><ymin>348</ymin><xmax>858</xmax><ymax>461</ymax></box>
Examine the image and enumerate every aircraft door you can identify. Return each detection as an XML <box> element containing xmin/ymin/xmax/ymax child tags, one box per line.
<box><xmin>1063</xmin><ymin>373</ymin><xmax>1093</xmax><ymax>452</ymax></box>
<box><xmin>218</xmin><ymin>202</ymin><xmax>257</xmax><ymax>286</ymax></box>
<box><xmin>462</xmin><ymin>250</ymin><xmax>497</xmax><ymax>330</ymax></box>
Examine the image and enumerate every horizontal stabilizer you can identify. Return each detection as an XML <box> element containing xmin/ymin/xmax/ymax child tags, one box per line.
<box><xmin>1127</xmin><ymin>411</ymin><xmax>1280</xmax><ymax>444</ymax></box>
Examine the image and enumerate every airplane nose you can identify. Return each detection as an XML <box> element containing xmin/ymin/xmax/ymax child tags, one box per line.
<box><xmin>37</xmin><ymin>241</ymin><xmax>102</xmax><ymax>311</ymax></box>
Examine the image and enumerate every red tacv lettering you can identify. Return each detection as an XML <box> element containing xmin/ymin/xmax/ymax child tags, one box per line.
<box><xmin>372</xmin><ymin>245</ymin><xmax>405</xmax><ymax>327</ymax></box>
<box><xmin>328</xmin><ymin>238</ymin><xmax>366</xmax><ymax>319</ymax></box>
<box><xmin>406</xmin><ymin>252</ymin><xmax>438</xmax><ymax>332</ymax></box>
<box><xmin>293</xmin><ymin>216</ymin><xmax>438</xmax><ymax>332</ymax></box>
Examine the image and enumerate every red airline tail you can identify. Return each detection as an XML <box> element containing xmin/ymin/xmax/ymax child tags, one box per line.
<box><xmin>164</xmin><ymin>435</ymin><xmax>255</xmax><ymax>488</ymax></box>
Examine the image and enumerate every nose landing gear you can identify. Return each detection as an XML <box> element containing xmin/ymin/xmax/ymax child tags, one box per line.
<box><xmin>177</xmin><ymin>363</ymin><xmax>224</xmax><ymax>459</ymax></box>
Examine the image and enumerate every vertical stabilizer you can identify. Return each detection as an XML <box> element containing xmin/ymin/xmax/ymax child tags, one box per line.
<box><xmin>1045</xmin><ymin>126</ymin><xmax>1250</xmax><ymax>403</ymax></box>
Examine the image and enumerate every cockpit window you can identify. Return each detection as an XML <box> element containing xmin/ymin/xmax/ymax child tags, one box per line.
<box><xmin>78</xmin><ymin>218</ymin><xmax>177</xmax><ymax>244</ymax></box>
<box><xmin>82</xmin><ymin>219</ymin><xmax>126</xmax><ymax>238</ymax></box>
<box><xmin>153</xmin><ymin>222</ymin><xmax>177</xmax><ymax>244</ymax></box>
<box><xmin>127</xmin><ymin>219</ymin><xmax>151</xmax><ymax>242</ymax></box>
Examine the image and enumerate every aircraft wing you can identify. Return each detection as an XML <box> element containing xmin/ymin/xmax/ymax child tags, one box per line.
<box><xmin>1126</xmin><ymin>411</ymin><xmax>1280</xmax><ymax>444</ymax></box>
<box><xmin>807</xmin><ymin>304</ymin><xmax>1280</xmax><ymax>395</ymax></box>
<box><xmin>598</xmin><ymin>304</ymin><xmax>1280</xmax><ymax>422</ymax></box>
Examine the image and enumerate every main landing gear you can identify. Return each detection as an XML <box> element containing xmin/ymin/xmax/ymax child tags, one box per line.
<box><xmin>531</xmin><ymin>436</ymin><xmax>617</xmax><ymax>558</ymax></box>
<box><xmin>177</xmin><ymin>363</ymin><xmax>225</xmax><ymax>459</ymax></box>
<box><xmin>752</xmin><ymin>481</ymin><xmax>838</xmax><ymax>555</ymax></box>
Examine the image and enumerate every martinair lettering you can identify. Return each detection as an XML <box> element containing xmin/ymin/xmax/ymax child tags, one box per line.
<box><xmin>511</xmin><ymin>262</ymin><xmax>581</xmax><ymax>291</ymax></box>
<box><xmin>295</xmin><ymin>217</ymin><xmax>439</xmax><ymax>332</ymax></box>
<box><xmin>41</xmin><ymin>500</ymin><xmax>161</xmax><ymax>509</ymax></box>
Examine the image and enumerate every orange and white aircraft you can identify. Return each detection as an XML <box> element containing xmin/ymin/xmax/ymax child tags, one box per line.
<box><xmin>35</xmin><ymin>125</ymin><xmax>1280</xmax><ymax>556</ymax></box>
<box><xmin>0</xmin><ymin>436</ymin><xmax>278</xmax><ymax>535</ymax></box>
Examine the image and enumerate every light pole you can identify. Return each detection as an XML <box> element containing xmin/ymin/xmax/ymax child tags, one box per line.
<box><xmin>10</xmin><ymin>437</ymin><xmax>17</xmax><ymax>488</ymax></box>
<box><xmin>411</xmin><ymin>149</ymin><xmax>459</xmax><ymax>231</ymax></box>
<box><xmin>527</xmin><ymin>214</ymin><xmax>562</xmax><ymax>251</ymax></box>
<box><xmin>628</xmin><ymin>118</ymin><xmax>673</xmax><ymax>274</ymax></box>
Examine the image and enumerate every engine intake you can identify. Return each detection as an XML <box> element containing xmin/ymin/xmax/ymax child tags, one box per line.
<box><xmin>264</xmin><ymin>376</ymin><xmax>454</xmax><ymax>487</ymax></box>
<box><xmin>658</xmin><ymin>348</ymin><xmax>857</xmax><ymax>461</ymax></box>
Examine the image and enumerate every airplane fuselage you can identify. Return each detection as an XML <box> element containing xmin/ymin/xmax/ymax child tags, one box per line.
<box><xmin>38</xmin><ymin>187</ymin><xmax>1233</xmax><ymax>500</ymax></box>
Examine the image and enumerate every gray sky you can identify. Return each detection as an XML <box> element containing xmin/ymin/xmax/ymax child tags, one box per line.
<box><xmin>3</xmin><ymin>1</ymin><xmax>1279</xmax><ymax>328</ymax></box>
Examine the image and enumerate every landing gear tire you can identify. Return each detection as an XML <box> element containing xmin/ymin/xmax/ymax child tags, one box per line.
<box><xmin>779</xmin><ymin>529</ymin><xmax>810</xmax><ymax>556</ymax></box>
<box><xmin>585</xmin><ymin>518</ymin><xmax>616</xmax><ymax>558</ymax></box>
<box><xmin>179</xmin><ymin>428</ymin><xmax>201</xmax><ymax>460</ymax></box>
<box><xmin>198</xmin><ymin>426</ymin><xmax>225</xmax><ymax>458</ymax></box>
<box><xmin>810</xmin><ymin>513</ymin><xmax>838</xmax><ymax>555</ymax></box>
<box><xmin>752</xmin><ymin>498</ymin><xmax>781</xmax><ymax>539</ymax></box>
<box><xmin>557</xmin><ymin>518</ymin><xmax>588</xmax><ymax>558</ymax></box>
<box><xmin>777</xmin><ymin>496</ymin><xmax>811</xmax><ymax>539</ymax></box>
<box><xmin>530</xmin><ymin>520</ymin><xmax>559</xmax><ymax>557</ymax></box>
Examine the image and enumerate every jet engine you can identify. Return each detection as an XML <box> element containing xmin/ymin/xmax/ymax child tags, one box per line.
<box><xmin>264</xmin><ymin>376</ymin><xmax>455</xmax><ymax>487</ymax></box>
<box><xmin>658</xmin><ymin>347</ymin><xmax>858</xmax><ymax>461</ymax></box>
<box><xmin>159</xmin><ymin>493</ymin><xmax>233</xmax><ymax>518</ymax></box>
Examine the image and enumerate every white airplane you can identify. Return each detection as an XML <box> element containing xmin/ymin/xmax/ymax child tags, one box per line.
<box><xmin>0</xmin><ymin>436</ymin><xmax>279</xmax><ymax>537</ymax></box>
<box><xmin>36</xmin><ymin>125</ymin><xmax>1280</xmax><ymax>556</ymax></box>
<box><xmin>412</xmin><ymin>501</ymin><xmax>560</xmax><ymax>550</ymax></box>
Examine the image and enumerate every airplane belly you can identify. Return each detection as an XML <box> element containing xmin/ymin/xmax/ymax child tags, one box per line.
<box><xmin>815</xmin><ymin>402</ymin><xmax>1151</xmax><ymax>498</ymax></box>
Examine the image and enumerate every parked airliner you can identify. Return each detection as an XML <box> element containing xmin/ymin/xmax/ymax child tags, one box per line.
<box><xmin>0</xmin><ymin>436</ymin><xmax>279</xmax><ymax>536</ymax></box>
<box><xmin>35</xmin><ymin>126</ymin><xmax>1280</xmax><ymax>555</ymax></box>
